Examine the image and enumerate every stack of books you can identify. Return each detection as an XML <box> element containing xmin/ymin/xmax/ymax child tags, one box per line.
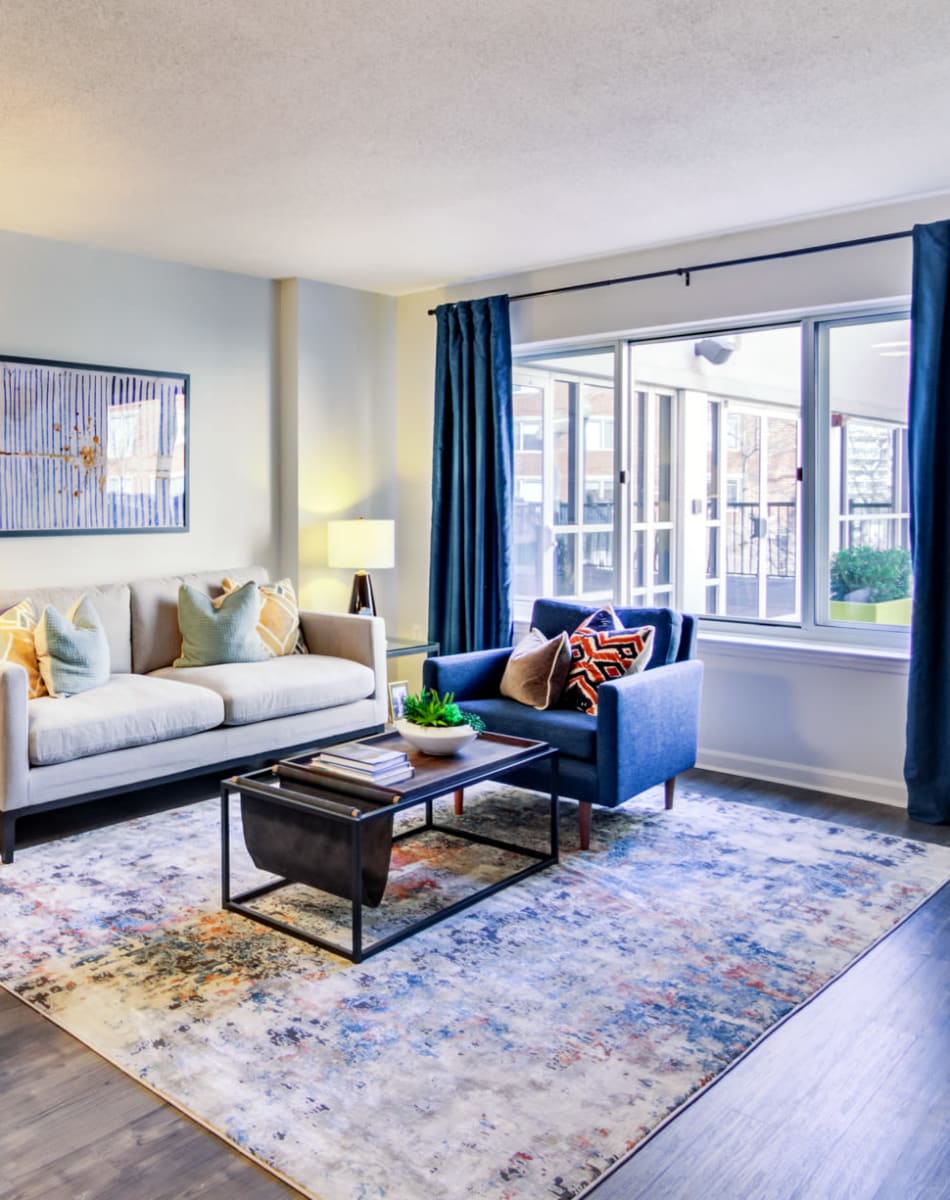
<box><xmin>308</xmin><ymin>739</ymin><xmax>414</xmax><ymax>786</ymax></box>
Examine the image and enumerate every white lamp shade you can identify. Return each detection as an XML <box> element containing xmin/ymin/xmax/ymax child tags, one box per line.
<box><xmin>327</xmin><ymin>519</ymin><xmax>395</xmax><ymax>570</ymax></box>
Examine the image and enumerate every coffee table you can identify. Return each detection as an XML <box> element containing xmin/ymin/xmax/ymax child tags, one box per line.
<box><xmin>221</xmin><ymin>731</ymin><xmax>559</xmax><ymax>962</ymax></box>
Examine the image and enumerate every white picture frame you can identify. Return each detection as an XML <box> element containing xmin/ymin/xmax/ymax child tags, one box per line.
<box><xmin>388</xmin><ymin>679</ymin><xmax>409</xmax><ymax>722</ymax></box>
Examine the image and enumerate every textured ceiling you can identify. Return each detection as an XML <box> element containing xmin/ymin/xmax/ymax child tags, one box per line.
<box><xmin>2</xmin><ymin>0</ymin><xmax>949</xmax><ymax>294</ymax></box>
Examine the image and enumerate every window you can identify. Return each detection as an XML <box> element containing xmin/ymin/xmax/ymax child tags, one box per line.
<box><xmin>512</xmin><ymin>308</ymin><xmax>910</xmax><ymax>641</ymax></box>
<box><xmin>630</xmin><ymin>327</ymin><xmax>801</xmax><ymax>621</ymax></box>
<box><xmin>512</xmin><ymin>349</ymin><xmax>616</xmax><ymax>617</ymax></box>
<box><xmin>821</xmin><ymin>315</ymin><xmax>911</xmax><ymax>627</ymax></box>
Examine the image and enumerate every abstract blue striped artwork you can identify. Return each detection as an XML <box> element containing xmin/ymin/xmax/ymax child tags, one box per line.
<box><xmin>0</xmin><ymin>359</ymin><xmax>188</xmax><ymax>533</ymax></box>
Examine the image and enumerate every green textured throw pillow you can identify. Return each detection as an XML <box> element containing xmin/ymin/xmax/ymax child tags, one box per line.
<box><xmin>174</xmin><ymin>580</ymin><xmax>269</xmax><ymax>668</ymax></box>
<box><xmin>34</xmin><ymin>594</ymin><xmax>111</xmax><ymax>698</ymax></box>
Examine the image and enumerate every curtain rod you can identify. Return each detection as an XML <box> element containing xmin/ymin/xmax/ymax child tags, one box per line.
<box><xmin>426</xmin><ymin>228</ymin><xmax>913</xmax><ymax>315</ymax></box>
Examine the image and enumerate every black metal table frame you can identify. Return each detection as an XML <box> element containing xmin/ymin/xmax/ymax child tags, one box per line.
<box><xmin>221</xmin><ymin>745</ymin><xmax>559</xmax><ymax>963</ymax></box>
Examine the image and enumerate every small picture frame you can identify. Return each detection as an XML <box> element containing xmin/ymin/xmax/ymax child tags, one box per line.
<box><xmin>388</xmin><ymin>680</ymin><xmax>409</xmax><ymax>722</ymax></box>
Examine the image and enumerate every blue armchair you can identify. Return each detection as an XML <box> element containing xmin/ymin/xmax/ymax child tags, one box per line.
<box><xmin>422</xmin><ymin>599</ymin><xmax>703</xmax><ymax>849</ymax></box>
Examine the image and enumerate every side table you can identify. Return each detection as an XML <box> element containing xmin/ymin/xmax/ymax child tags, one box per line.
<box><xmin>386</xmin><ymin>637</ymin><xmax>440</xmax><ymax>659</ymax></box>
<box><xmin>385</xmin><ymin>637</ymin><xmax>439</xmax><ymax>704</ymax></box>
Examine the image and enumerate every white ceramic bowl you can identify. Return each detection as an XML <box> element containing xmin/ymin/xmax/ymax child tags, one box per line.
<box><xmin>394</xmin><ymin>720</ymin><xmax>477</xmax><ymax>756</ymax></box>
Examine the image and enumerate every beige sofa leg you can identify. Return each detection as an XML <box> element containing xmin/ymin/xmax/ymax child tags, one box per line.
<box><xmin>665</xmin><ymin>777</ymin><xmax>676</xmax><ymax>810</ymax></box>
<box><xmin>578</xmin><ymin>801</ymin><xmax>592</xmax><ymax>851</ymax></box>
<box><xmin>453</xmin><ymin>788</ymin><xmax>464</xmax><ymax>816</ymax></box>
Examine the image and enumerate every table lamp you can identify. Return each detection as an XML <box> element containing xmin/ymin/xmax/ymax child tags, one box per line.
<box><xmin>326</xmin><ymin>518</ymin><xmax>395</xmax><ymax>615</ymax></box>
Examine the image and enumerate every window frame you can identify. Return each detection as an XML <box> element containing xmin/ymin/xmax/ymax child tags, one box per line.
<box><xmin>511</xmin><ymin>348</ymin><xmax>619</xmax><ymax>619</ymax></box>
<box><xmin>513</xmin><ymin>297</ymin><xmax>911</xmax><ymax>653</ymax></box>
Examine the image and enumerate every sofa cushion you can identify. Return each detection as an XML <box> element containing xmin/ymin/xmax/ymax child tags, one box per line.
<box><xmin>459</xmin><ymin>697</ymin><xmax>598</xmax><ymax>762</ymax></box>
<box><xmin>573</xmin><ymin>605</ymin><xmax>624</xmax><ymax>634</ymax></box>
<box><xmin>174</xmin><ymin>581</ymin><xmax>268</xmax><ymax>668</ymax></box>
<box><xmin>28</xmin><ymin>674</ymin><xmax>225</xmax><ymax>766</ymax></box>
<box><xmin>0</xmin><ymin>582</ymin><xmax>132</xmax><ymax>673</ymax></box>
<box><xmin>562</xmin><ymin>624</ymin><xmax>654</xmax><ymax>716</ymax></box>
<box><xmin>35</xmin><ymin>595</ymin><xmax>111</xmax><ymax>698</ymax></box>
<box><xmin>150</xmin><ymin>654</ymin><xmax>375</xmax><ymax>726</ymax></box>
<box><xmin>0</xmin><ymin>598</ymin><xmax>46</xmax><ymax>699</ymax></box>
<box><xmin>500</xmin><ymin>628</ymin><xmax>571</xmax><ymax>709</ymax></box>
<box><xmin>531</xmin><ymin>600</ymin><xmax>683</xmax><ymax>667</ymax></box>
<box><xmin>220</xmin><ymin>576</ymin><xmax>308</xmax><ymax>657</ymax></box>
<box><xmin>130</xmin><ymin>566</ymin><xmax>269</xmax><ymax>675</ymax></box>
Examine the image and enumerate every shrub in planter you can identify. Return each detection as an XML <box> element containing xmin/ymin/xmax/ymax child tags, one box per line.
<box><xmin>402</xmin><ymin>689</ymin><xmax>486</xmax><ymax>732</ymax></box>
<box><xmin>396</xmin><ymin>689</ymin><xmax>486</xmax><ymax>756</ymax></box>
<box><xmin>830</xmin><ymin>546</ymin><xmax>912</xmax><ymax>604</ymax></box>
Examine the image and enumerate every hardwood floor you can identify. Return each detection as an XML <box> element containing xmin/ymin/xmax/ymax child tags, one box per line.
<box><xmin>588</xmin><ymin>773</ymin><xmax>950</xmax><ymax>1200</ymax></box>
<box><xmin>1</xmin><ymin>771</ymin><xmax>947</xmax><ymax>1200</ymax></box>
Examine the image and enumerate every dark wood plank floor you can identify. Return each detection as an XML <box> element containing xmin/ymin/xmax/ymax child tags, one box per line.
<box><xmin>588</xmin><ymin>772</ymin><xmax>950</xmax><ymax>1200</ymax></box>
<box><xmin>1</xmin><ymin>770</ymin><xmax>947</xmax><ymax>1200</ymax></box>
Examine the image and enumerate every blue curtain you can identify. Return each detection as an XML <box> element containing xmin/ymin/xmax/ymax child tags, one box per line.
<box><xmin>904</xmin><ymin>220</ymin><xmax>950</xmax><ymax>824</ymax></box>
<box><xmin>428</xmin><ymin>295</ymin><xmax>513</xmax><ymax>656</ymax></box>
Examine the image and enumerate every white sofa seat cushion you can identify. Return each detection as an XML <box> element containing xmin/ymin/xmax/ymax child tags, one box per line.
<box><xmin>28</xmin><ymin>675</ymin><xmax>225</xmax><ymax>767</ymax></box>
<box><xmin>150</xmin><ymin>654</ymin><xmax>375</xmax><ymax>726</ymax></box>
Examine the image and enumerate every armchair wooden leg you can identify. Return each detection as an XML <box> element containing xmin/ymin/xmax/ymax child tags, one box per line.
<box><xmin>578</xmin><ymin>801</ymin><xmax>592</xmax><ymax>851</ymax></box>
<box><xmin>665</xmin><ymin>777</ymin><xmax>676</xmax><ymax>810</ymax></box>
<box><xmin>453</xmin><ymin>788</ymin><xmax>464</xmax><ymax>816</ymax></box>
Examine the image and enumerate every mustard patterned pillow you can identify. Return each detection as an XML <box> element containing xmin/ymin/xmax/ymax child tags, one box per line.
<box><xmin>0</xmin><ymin>598</ymin><xmax>47</xmax><ymax>699</ymax></box>
<box><xmin>219</xmin><ymin>577</ymin><xmax>308</xmax><ymax>657</ymax></box>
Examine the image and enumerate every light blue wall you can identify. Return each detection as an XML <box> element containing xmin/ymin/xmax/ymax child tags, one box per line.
<box><xmin>279</xmin><ymin>278</ymin><xmax>398</xmax><ymax>618</ymax></box>
<box><xmin>0</xmin><ymin>228</ymin><xmax>278</xmax><ymax>589</ymax></box>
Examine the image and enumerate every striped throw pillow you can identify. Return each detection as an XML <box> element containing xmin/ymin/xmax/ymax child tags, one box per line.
<box><xmin>0</xmin><ymin>598</ymin><xmax>47</xmax><ymax>699</ymax></box>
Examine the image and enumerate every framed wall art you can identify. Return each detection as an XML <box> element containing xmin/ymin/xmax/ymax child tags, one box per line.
<box><xmin>0</xmin><ymin>354</ymin><xmax>189</xmax><ymax>536</ymax></box>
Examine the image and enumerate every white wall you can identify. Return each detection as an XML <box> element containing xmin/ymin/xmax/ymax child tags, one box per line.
<box><xmin>0</xmin><ymin>229</ymin><xmax>278</xmax><ymax>588</ymax></box>
<box><xmin>396</xmin><ymin>193</ymin><xmax>950</xmax><ymax>807</ymax></box>
<box><xmin>284</xmin><ymin>278</ymin><xmax>398</xmax><ymax>619</ymax></box>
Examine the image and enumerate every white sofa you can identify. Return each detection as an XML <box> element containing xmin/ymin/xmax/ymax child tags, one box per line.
<box><xmin>0</xmin><ymin>566</ymin><xmax>387</xmax><ymax>862</ymax></box>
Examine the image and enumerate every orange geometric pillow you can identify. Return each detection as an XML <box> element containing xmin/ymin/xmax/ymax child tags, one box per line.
<box><xmin>0</xmin><ymin>598</ymin><xmax>47</xmax><ymax>699</ymax></box>
<box><xmin>562</xmin><ymin>621</ymin><xmax>654</xmax><ymax>716</ymax></box>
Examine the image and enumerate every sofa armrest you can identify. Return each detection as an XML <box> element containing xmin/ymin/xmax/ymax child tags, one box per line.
<box><xmin>0</xmin><ymin>663</ymin><xmax>30</xmax><ymax>815</ymax></box>
<box><xmin>595</xmin><ymin>659</ymin><xmax>704</xmax><ymax>806</ymax></box>
<box><xmin>423</xmin><ymin>649</ymin><xmax>512</xmax><ymax>701</ymax></box>
<box><xmin>299</xmin><ymin>610</ymin><xmax>384</xmax><ymax>670</ymax></box>
<box><xmin>299</xmin><ymin>610</ymin><xmax>387</xmax><ymax>725</ymax></box>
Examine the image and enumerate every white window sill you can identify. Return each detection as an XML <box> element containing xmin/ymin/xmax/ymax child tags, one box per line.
<box><xmin>697</xmin><ymin>630</ymin><xmax>909</xmax><ymax>674</ymax></box>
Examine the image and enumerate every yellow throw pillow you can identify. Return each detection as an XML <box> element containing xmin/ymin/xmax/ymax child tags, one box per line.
<box><xmin>219</xmin><ymin>578</ymin><xmax>308</xmax><ymax>658</ymax></box>
<box><xmin>0</xmin><ymin>598</ymin><xmax>47</xmax><ymax>699</ymax></box>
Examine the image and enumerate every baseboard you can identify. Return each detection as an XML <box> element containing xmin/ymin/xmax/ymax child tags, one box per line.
<box><xmin>695</xmin><ymin>748</ymin><xmax>907</xmax><ymax>809</ymax></box>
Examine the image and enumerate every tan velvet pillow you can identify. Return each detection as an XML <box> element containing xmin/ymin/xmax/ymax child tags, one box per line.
<box><xmin>500</xmin><ymin>628</ymin><xmax>572</xmax><ymax>709</ymax></box>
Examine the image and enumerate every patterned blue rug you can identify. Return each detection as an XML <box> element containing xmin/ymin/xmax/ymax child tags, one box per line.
<box><xmin>1</xmin><ymin>783</ymin><xmax>948</xmax><ymax>1200</ymax></box>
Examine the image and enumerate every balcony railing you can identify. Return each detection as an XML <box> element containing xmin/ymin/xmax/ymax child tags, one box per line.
<box><xmin>726</xmin><ymin>501</ymin><xmax>797</xmax><ymax>577</ymax></box>
<box><xmin>839</xmin><ymin>502</ymin><xmax>910</xmax><ymax>551</ymax></box>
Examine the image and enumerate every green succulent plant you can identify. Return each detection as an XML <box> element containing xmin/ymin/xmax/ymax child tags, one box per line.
<box><xmin>402</xmin><ymin>689</ymin><xmax>486</xmax><ymax>734</ymax></box>
<box><xmin>830</xmin><ymin>545</ymin><xmax>912</xmax><ymax>603</ymax></box>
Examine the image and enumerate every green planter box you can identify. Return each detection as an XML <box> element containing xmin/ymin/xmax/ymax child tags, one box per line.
<box><xmin>829</xmin><ymin>597</ymin><xmax>912</xmax><ymax>625</ymax></box>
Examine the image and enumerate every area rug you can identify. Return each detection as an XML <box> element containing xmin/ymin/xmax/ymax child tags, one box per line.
<box><xmin>1</xmin><ymin>785</ymin><xmax>948</xmax><ymax>1200</ymax></box>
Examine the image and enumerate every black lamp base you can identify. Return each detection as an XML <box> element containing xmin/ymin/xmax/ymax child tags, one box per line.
<box><xmin>348</xmin><ymin>570</ymin><xmax>377</xmax><ymax>615</ymax></box>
